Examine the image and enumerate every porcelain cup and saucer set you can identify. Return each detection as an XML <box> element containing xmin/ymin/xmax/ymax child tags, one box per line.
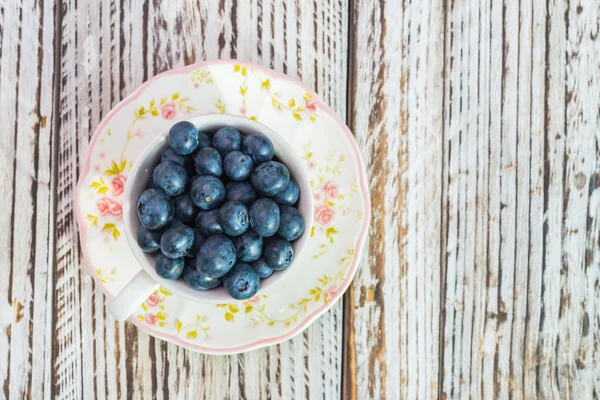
<box><xmin>76</xmin><ymin>60</ymin><xmax>370</xmax><ymax>354</ymax></box>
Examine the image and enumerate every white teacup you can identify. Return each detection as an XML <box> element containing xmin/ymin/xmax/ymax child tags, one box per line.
<box><xmin>108</xmin><ymin>114</ymin><xmax>313</xmax><ymax>322</ymax></box>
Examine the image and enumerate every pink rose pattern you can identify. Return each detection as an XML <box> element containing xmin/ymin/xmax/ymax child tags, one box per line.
<box><xmin>145</xmin><ymin>293</ymin><xmax>160</xmax><ymax>307</ymax></box>
<box><xmin>310</xmin><ymin>174</ymin><xmax>346</xmax><ymax>228</ymax></box>
<box><xmin>140</xmin><ymin>291</ymin><xmax>170</xmax><ymax>326</ymax></box>
<box><xmin>161</xmin><ymin>103</ymin><xmax>176</xmax><ymax>119</ymax></box>
<box><xmin>111</xmin><ymin>175</ymin><xmax>126</xmax><ymax>196</ymax></box>
<box><xmin>145</xmin><ymin>313</ymin><xmax>158</xmax><ymax>325</ymax></box>
<box><xmin>321</xmin><ymin>181</ymin><xmax>337</xmax><ymax>198</ymax></box>
<box><xmin>314</xmin><ymin>205</ymin><xmax>335</xmax><ymax>225</ymax></box>
<box><xmin>327</xmin><ymin>285</ymin><xmax>339</xmax><ymax>297</ymax></box>
<box><xmin>96</xmin><ymin>197</ymin><xmax>122</xmax><ymax>219</ymax></box>
<box><xmin>97</xmin><ymin>198</ymin><xmax>110</xmax><ymax>216</ymax></box>
<box><xmin>311</xmin><ymin>175</ymin><xmax>340</xmax><ymax>227</ymax></box>
<box><xmin>107</xmin><ymin>198</ymin><xmax>122</xmax><ymax>218</ymax></box>
<box><xmin>305</xmin><ymin>99</ymin><xmax>317</xmax><ymax>112</ymax></box>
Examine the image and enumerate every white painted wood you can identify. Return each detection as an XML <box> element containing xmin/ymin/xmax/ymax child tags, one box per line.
<box><xmin>346</xmin><ymin>0</ymin><xmax>600</xmax><ymax>399</ymax></box>
<box><xmin>522</xmin><ymin>1</ymin><xmax>547</xmax><ymax>396</ymax></box>
<box><xmin>2</xmin><ymin>0</ymin><xmax>599</xmax><ymax>399</ymax></box>
<box><xmin>559</xmin><ymin>2</ymin><xmax>600</xmax><ymax>397</ymax></box>
<box><xmin>438</xmin><ymin>0</ymin><xmax>600</xmax><ymax>399</ymax></box>
<box><xmin>0</xmin><ymin>0</ymin><xmax>56</xmax><ymax>399</ymax></box>
<box><xmin>344</xmin><ymin>0</ymin><xmax>445</xmax><ymax>399</ymax></box>
<box><xmin>538</xmin><ymin>0</ymin><xmax>568</xmax><ymax>398</ymax></box>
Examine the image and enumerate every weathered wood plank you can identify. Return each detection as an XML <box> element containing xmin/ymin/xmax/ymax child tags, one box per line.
<box><xmin>0</xmin><ymin>0</ymin><xmax>57</xmax><ymax>399</ymax></box>
<box><xmin>54</xmin><ymin>0</ymin><xmax>347</xmax><ymax>398</ymax></box>
<box><xmin>344</xmin><ymin>0</ymin><xmax>600</xmax><ymax>399</ymax></box>
<box><xmin>438</xmin><ymin>0</ymin><xmax>600</xmax><ymax>399</ymax></box>
<box><xmin>439</xmin><ymin>0</ymin><xmax>525</xmax><ymax>397</ymax></box>
<box><xmin>536</xmin><ymin>0</ymin><xmax>567</xmax><ymax>397</ymax></box>
<box><xmin>556</xmin><ymin>1</ymin><xmax>600</xmax><ymax>397</ymax></box>
<box><xmin>343</xmin><ymin>0</ymin><xmax>445</xmax><ymax>399</ymax></box>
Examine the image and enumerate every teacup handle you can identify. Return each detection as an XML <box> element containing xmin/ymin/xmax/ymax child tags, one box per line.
<box><xmin>108</xmin><ymin>270</ymin><xmax>160</xmax><ymax>322</ymax></box>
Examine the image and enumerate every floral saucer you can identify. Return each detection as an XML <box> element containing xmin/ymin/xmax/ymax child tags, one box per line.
<box><xmin>75</xmin><ymin>60</ymin><xmax>370</xmax><ymax>354</ymax></box>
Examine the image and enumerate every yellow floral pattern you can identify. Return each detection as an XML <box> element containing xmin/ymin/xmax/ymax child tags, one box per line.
<box><xmin>137</xmin><ymin>287</ymin><xmax>172</xmax><ymax>328</ymax></box>
<box><xmin>233</xmin><ymin>64</ymin><xmax>258</xmax><ymax>120</ymax></box>
<box><xmin>261</xmin><ymin>79</ymin><xmax>318</xmax><ymax>122</ymax></box>
<box><xmin>89</xmin><ymin>176</ymin><xmax>109</xmax><ymax>195</ymax></box>
<box><xmin>136</xmin><ymin>288</ymin><xmax>213</xmax><ymax>339</ymax></box>
<box><xmin>215</xmin><ymin>98</ymin><xmax>227</xmax><ymax>114</ymax></box>
<box><xmin>190</xmin><ymin>69</ymin><xmax>213</xmax><ymax>85</ymax></box>
<box><xmin>303</xmin><ymin>141</ymin><xmax>359</xmax><ymax>259</ymax></box>
<box><xmin>176</xmin><ymin>315</ymin><xmax>211</xmax><ymax>340</ymax></box>
<box><xmin>207</xmin><ymin>64</ymin><xmax>316</xmax><ymax>122</ymax></box>
<box><xmin>216</xmin><ymin>249</ymin><xmax>355</xmax><ymax>328</ymax></box>
<box><xmin>96</xmin><ymin>268</ymin><xmax>117</xmax><ymax>283</ymax></box>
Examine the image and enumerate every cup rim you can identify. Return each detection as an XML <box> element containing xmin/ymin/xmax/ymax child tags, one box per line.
<box><xmin>122</xmin><ymin>114</ymin><xmax>314</xmax><ymax>303</ymax></box>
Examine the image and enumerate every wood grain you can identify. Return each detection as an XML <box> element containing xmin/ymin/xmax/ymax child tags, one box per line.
<box><xmin>53</xmin><ymin>0</ymin><xmax>348</xmax><ymax>398</ymax></box>
<box><xmin>343</xmin><ymin>0</ymin><xmax>445</xmax><ymax>399</ymax></box>
<box><xmin>2</xmin><ymin>0</ymin><xmax>600</xmax><ymax>398</ymax></box>
<box><xmin>0</xmin><ymin>0</ymin><xmax>57</xmax><ymax>399</ymax></box>
<box><xmin>555</xmin><ymin>1</ymin><xmax>600</xmax><ymax>397</ymax></box>
<box><xmin>437</xmin><ymin>0</ymin><xmax>600</xmax><ymax>398</ymax></box>
<box><xmin>343</xmin><ymin>0</ymin><xmax>600</xmax><ymax>399</ymax></box>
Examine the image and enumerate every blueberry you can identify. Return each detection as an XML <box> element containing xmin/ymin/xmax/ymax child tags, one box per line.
<box><xmin>193</xmin><ymin>147</ymin><xmax>222</xmax><ymax>177</ymax></box>
<box><xmin>233</xmin><ymin>231</ymin><xmax>263</xmax><ymax>262</ymax></box>
<box><xmin>272</xmin><ymin>180</ymin><xmax>300</xmax><ymax>206</ymax></box>
<box><xmin>249</xmin><ymin>198</ymin><xmax>280</xmax><ymax>237</ymax></box>
<box><xmin>136</xmin><ymin>226</ymin><xmax>163</xmax><ymax>253</ymax></box>
<box><xmin>160</xmin><ymin>224</ymin><xmax>195</xmax><ymax>258</ymax></box>
<box><xmin>197</xmin><ymin>131</ymin><xmax>212</xmax><ymax>149</ymax></box>
<box><xmin>183</xmin><ymin>259</ymin><xmax>221</xmax><ymax>290</ymax></box>
<box><xmin>155</xmin><ymin>253</ymin><xmax>184</xmax><ymax>279</ymax></box>
<box><xmin>172</xmin><ymin>193</ymin><xmax>200</xmax><ymax>223</ymax></box>
<box><xmin>147</xmin><ymin>172</ymin><xmax>158</xmax><ymax>189</ymax></box>
<box><xmin>165</xmin><ymin>218</ymin><xmax>187</xmax><ymax>230</ymax></box>
<box><xmin>218</xmin><ymin>201</ymin><xmax>250</xmax><ymax>236</ymax></box>
<box><xmin>277</xmin><ymin>206</ymin><xmax>305</xmax><ymax>241</ymax></box>
<box><xmin>251</xmin><ymin>161</ymin><xmax>290</xmax><ymax>196</ymax></box>
<box><xmin>223</xmin><ymin>151</ymin><xmax>253</xmax><ymax>181</ymax></box>
<box><xmin>262</xmin><ymin>237</ymin><xmax>294</xmax><ymax>270</ymax></box>
<box><xmin>161</xmin><ymin>147</ymin><xmax>193</xmax><ymax>171</ymax></box>
<box><xmin>212</xmin><ymin>127</ymin><xmax>241</xmax><ymax>154</ymax></box>
<box><xmin>186</xmin><ymin>229</ymin><xmax>205</xmax><ymax>258</ymax></box>
<box><xmin>226</xmin><ymin>181</ymin><xmax>257</xmax><ymax>206</ymax></box>
<box><xmin>196</xmin><ymin>234</ymin><xmax>237</xmax><ymax>278</ymax></box>
<box><xmin>169</xmin><ymin>121</ymin><xmax>199</xmax><ymax>155</ymax></box>
<box><xmin>195</xmin><ymin>209</ymin><xmax>223</xmax><ymax>236</ymax></box>
<box><xmin>137</xmin><ymin>188</ymin><xmax>174</xmax><ymax>230</ymax></box>
<box><xmin>223</xmin><ymin>263</ymin><xmax>260</xmax><ymax>300</ymax></box>
<box><xmin>153</xmin><ymin>161</ymin><xmax>188</xmax><ymax>196</ymax></box>
<box><xmin>242</xmin><ymin>133</ymin><xmax>274</xmax><ymax>164</ymax></box>
<box><xmin>250</xmin><ymin>258</ymin><xmax>274</xmax><ymax>279</ymax></box>
<box><xmin>190</xmin><ymin>175</ymin><xmax>226</xmax><ymax>210</ymax></box>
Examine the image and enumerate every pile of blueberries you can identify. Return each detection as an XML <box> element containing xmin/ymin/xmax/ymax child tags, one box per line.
<box><xmin>135</xmin><ymin>121</ymin><xmax>305</xmax><ymax>300</ymax></box>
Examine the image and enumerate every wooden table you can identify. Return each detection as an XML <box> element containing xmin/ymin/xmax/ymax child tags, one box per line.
<box><xmin>2</xmin><ymin>0</ymin><xmax>599</xmax><ymax>398</ymax></box>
